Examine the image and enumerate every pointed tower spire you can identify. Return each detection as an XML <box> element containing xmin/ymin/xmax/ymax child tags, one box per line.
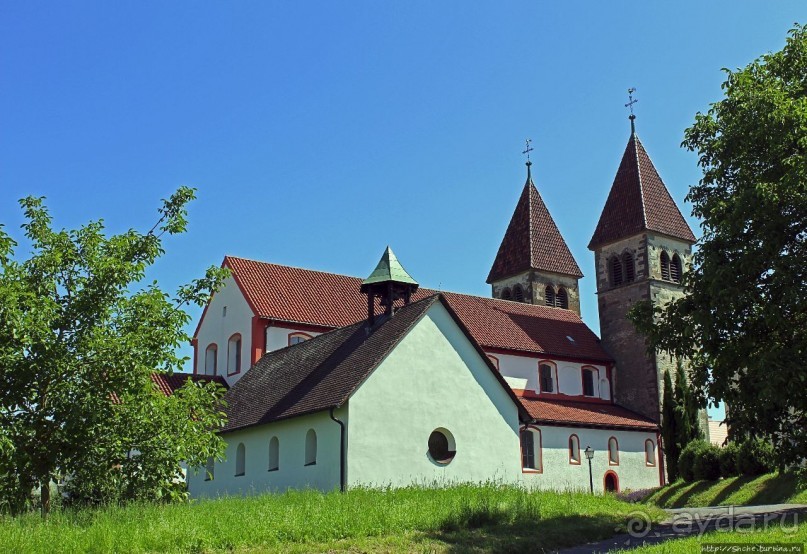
<box><xmin>361</xmin><ymin>247</ymin><xmax>419</xmax><ymax>325</ymax></box>
<box><xmin>588</xmin><ymin>133</ymin><xmax>695</xmax><ymax>250</ymax></box>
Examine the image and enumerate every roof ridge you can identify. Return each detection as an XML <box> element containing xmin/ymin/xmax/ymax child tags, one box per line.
<box><xmin>633</xmin><ymin>133</ymin><xmax>649</xmax><ymax>229</ymax></box>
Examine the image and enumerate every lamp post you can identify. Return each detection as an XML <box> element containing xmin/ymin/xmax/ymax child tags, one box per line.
<box><xmin>584</xmin><ymin>446</ymin><xmax>595</xmax><ymax>494</ymax></box>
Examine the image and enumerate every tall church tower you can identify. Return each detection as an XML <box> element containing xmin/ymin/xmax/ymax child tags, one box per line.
<box><xmin>588</xmin><ymin>118</ymin><xmax>696</xmax><ymax>421</ymax></box>
<box><xmin>487</xmin><ymin>160</ymin><xmax>584</xmax><ymax>314</ymax></box>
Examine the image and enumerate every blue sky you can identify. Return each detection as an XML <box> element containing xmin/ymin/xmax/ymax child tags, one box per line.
<box><xmin>1</xmin><ymin>3</ymin><xmax>803</xmax><ymax>417</ymax></box>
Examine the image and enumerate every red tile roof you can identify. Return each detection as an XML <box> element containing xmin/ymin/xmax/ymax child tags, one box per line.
<box><xmin>222</xmin><ymin>295</ymin><xmax>529</xmax><ymax>432</ymax></box>
<box><xmin>588</xmin><ymin>133</ymin><xmax>696</xmax><ymax>249</ymax></box>
<box><xmin>220</xmin><ymin>256</ymin><xmax>612</xmax><ymax>363</ymax></box>
<box><xmin>151</xmin><ymin>373</ymin><xmax>228</xmax><ymax>396</ymax></box>
<box><xmin>487</xmin><ymin>175</ymin><xmax>583</xmax><ymax>282</ymax></box>
<box><xmin>521</xmin><ymin>397</ymin><xmax>657</xmax><ymax>431</ymax></box>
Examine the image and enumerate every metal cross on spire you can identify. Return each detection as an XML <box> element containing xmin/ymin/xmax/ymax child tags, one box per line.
<box><xmin>625</xmin><ymin>87</ymin><xmax>638</xmax><ymax>134</ymax></box>
<box><xmin>522</xmin><ymin>138</ymin><xmax>534</xmax><ymax>180</ymax></box>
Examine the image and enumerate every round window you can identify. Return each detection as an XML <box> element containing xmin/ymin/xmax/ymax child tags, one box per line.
<box><xmin>428</xmin><ymin>428</ymin><xmax>456</xmax><ymax>465</ymax></box>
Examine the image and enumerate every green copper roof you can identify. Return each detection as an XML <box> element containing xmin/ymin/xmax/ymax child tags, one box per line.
<box><xmin>362</xmin><ymin>246</ymin><xmax>418</xmax><ymax>286</ymax></box>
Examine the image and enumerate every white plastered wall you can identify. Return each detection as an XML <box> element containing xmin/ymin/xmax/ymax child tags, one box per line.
<box><xmin>194</xmin><ymin>275</ymin><xmax>253</xmax><ymax>386</ymax></box>
<box><xmin>187</xmin><ymin>409</ymin><xmax>345</xmax><ymax>497</ymax></box>
<box><xmin>520</xmin><ymin>426</ymin><xmax>661</xmax><ymax>492</ymax></box>
<box><xmin>494</xmin><ymin>351</ymin><xmax>610</xmax><ymax>400</ymax></box>
<box><xmin>346</xmin><ymin>302</ymin><xmax>523</xmax><ymax>488</ymax></box>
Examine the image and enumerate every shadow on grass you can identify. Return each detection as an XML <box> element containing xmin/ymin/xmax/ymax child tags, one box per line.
<box><xmin>421</xmin><ymin>506</ymin><xmax>626</xmax><ymax>553</ymax></box>
<box><xmin>747</xmin><ymin>473</ymin><xmax>801</xmax><ymax>506</ymax></box>
<box><xmin>672</xmin><ymin>480</ymin><xmax>713</xmax><ymax>508</ymax></box>
<box><xmin>711</xmin><ymin>476</ymin><xmax>752</xmax><ymax>507</ymax></box>
<box><xmin>648</xmin><ymin>481</ymin><xmax>687</xmax><ymax>508</ymax></box>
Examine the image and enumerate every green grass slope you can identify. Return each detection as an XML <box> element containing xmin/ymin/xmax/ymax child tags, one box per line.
<box><xmin>642</xmin><ymin>473</ymin><xmax>807</xmax><ymax>509</ymax></box>
<box><xmin>0</xmin><ymin>485</ymin><xmax>665</xmax><ymax>553</ymax></box>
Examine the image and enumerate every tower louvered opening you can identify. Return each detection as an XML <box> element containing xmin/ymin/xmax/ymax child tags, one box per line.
<box><xmin>545</xmin><ymin>286</ymin><xmax>555</xmax><ymax>307</ymax></box>
<box><xmin>610</xmin><ymin>256</ymin><xmax>623</xmax><ymax>286</ymax></box>
<box><xmin>501</xmin><ymin>287</ymin><xmax>512</xmax><ymax>301</ymax></box>
<box><xmin>556</xmin><ymin>287</ymin><xmax>568</xmax><ymax>309</ymax></box>
<box><xmin>512</xmin><ymin>284</ymin><xmax>525</xmax><ymax>303</ymax></box>
<box><xmin>670</xmin><ymin>254</ymin><xmax>682</xmax><ymax>283</ymax></box>
<box><xmin>622</xmin><ymin>252</ymin><xmax>635</xmax><ymax>282</ymax></box>
<box><xmin>660</xmin><ymin>251</ymin><xmax>671</xmax><ymax>281</ymax></box>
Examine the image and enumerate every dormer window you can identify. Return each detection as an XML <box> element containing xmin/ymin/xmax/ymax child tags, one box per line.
<box><xmin>539</xmin><ymin>363</ymin><xmax>556</xmax><ymax>393</ymax></box>
<box><xmin>227</xmin><ymin>333</ymin><xmax>242</xmax><ymax>375</ymax></box>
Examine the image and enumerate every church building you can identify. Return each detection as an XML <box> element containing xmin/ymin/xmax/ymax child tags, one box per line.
<box><xmin>186</xmin><ymin>119</ymin><xmax>696</xmax><ymax>497</ymax></box>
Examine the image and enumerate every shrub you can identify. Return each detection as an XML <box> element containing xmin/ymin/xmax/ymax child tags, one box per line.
<box><xmin>678</xmin><ymin>440</ymin><xmax>709</xmax><ymax>482</ymax></box>
<box><xmin>719</xmin><ymin>442</ymin><xmax>740</xmax><ymax>478</ymax></box>
<box><xmin>737</xmin><ymin>439</ymin><xmax>774</xmax><ymax>476</ymax></box>
<box><xmin>693</xmin><ymin>443</ymin><xmax>722</xmax><ymax>481</ymax></box>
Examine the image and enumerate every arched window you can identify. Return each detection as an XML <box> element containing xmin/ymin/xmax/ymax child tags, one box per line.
<box><xmin>671</xmin><ymin>254</ymin><xmax>682</xmax><ymax>283</ymax></box>
<box><xmin>204</xmin><ymin>344</ymin><xmax>217</xmax><ymax>376</ymax></box>
<box><xmin>228</xmin><ymin>333</ymin><xmax>242</xmax><ymax>375</ymax></box>
<box><xmin>604</xmin><ymin>471</ymin><xmax>619</xmax><ymax>493</ymax></box>
<box><xmin>268</xmin><ymin>436</ymin><xmax>279</xmax><ymax>471</ymax></box>
<box><xmin>487</xmin><ymin>355</ymin><xmax>500</xmax><ymax>371</ymax></box>
<box><xmin>235</xmin><ymin>442</ymin><xmax>246</xmax><ymax>476</ymax></box>
<box><xmin>569</xmin><ymin>434</ymin><xmax>581</xmax><ymax>464</ymax></box>
<box><xmin>512</xmin><ymin>284</ymin><xmax>525</xmax><ymax>303</ymax></box>
<box><xmin>539</xmin><ymin>362</ymin><xmax>556</xmax><ymax>393</ymax></box>
<box><xmin>304</xmin><ymin>429</ymin><xmax>317</xmax><ymax>466</ymax></box>
<box><xmin>645</xmin><ymin>439</ymin><xmax>656</xmax><ymax>466</ymax></box>
<box><xmin>608</xmin><ymin>437</ymin><xmax>619</xmax><ymax>465</ymax></box>
<box><xmin>556</xmin><ymin>287</ymin><xmax>568</xmax><ymax>309</ymax></box>
<box><xmin>204</xmin><ymin>457</ymin><xmax>214</xmax><ymax>481</ymax></box>
<box><xmin>545</xmin><ymin>285</ymin><xmax>556</xmax><ymax>307</ymax></box>
<box><xmin>501</xmin><ymin>287</ymin><xmax>512</xmax><ymax>301</ymax></box>
<box><xmin>288</xmin><ymin>332</ymin><xmax>312</xmax><ymax>346</ymax></box>
<box><xmin>520</xmin><ymin>427</ymin><xmax>542</xmax><ymax>471</ymax></box>
<box><xmin>660</xmin><ymin>251</ymin><xmax>671</xmax><ymax>281</ymax></box>
<box><xmin>582</xmin><ymin>367</ymin><xmax>596</xmax><ymax>397</ymax></box>
<box><xmin>622</xmin><ymin>252</ymin><xmax>635</xmax><ymax>282</ymax></box>
<box><xmin>610</xmin><ymin>256</ymin><xmax>623</xmax><ymax>286</ymax></box>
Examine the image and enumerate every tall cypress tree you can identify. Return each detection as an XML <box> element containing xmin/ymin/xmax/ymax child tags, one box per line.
<box><xmin>674</xmin><ymin>359</ymin><xmax>702</xmax><ymax>447</ymax></box>
<box><xmin>661</xmin><ymin>370</ymin><xmax>679</xmax><ymax>482</ymax></box>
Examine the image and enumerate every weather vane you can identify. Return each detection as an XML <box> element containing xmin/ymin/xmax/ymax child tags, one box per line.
<box><xmin>522</xmin><ymin>138</ymin><xmax>534</xmax><ymax>164</ymax></box>
<box><xmin>625</xmin><ymin>88</ymin><xmax>638</xmax><ymax>133</ymax></box>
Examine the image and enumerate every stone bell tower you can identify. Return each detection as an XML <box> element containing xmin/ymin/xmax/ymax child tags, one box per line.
<box><xmin>487</xmin><ymin>159</ymin><xmax>584</xmax><ymax>314</ymax></box>
<box><xmin>588</xmin><ymin>115</ymin><xmax>696</xmax><ymax>422</ymax></box>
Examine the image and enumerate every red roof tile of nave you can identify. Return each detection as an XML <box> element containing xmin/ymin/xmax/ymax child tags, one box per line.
<box><xmin>588</xmin><ymin>133</ymin><xmax>696</xmax><ymax>250</ymax></box>
<box><xmin>520</xmin><ymin>397</ymin><xmax>657</xmax><ymax>431</ymax></box>
<box><xmin>151</xmin><ymin>373</ymin><xmax>228</xmax><ymax>396</ymax></box>
<box><xmin>220</xmin><ymin>256</ymin><xmax>612</xmax><ymax>363</ymax></box>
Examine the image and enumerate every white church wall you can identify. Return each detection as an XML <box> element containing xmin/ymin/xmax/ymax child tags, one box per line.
<box><xmin>187</xmin><ymin>409</ymin><xmax>345</xmax><ymax>498</ymax></box>
<box><xmin>194</xmin><ymin>275</ymin><xmax>253</xmax><ymax>386</ymax></box>
<box><xmin>265</xmin><ymin>325</ymin><xmax>323</xmax><ymax>353</ymax></box>
<box><xmin>346</xmin><ymin>302</ymin><xmax>523</xmax><ymax>488</ymax></box>
<box><xmin>494</xmin><ymin>351</ymin><xmax>609</xmax><ymax>399</ymax></box>
<box><xmin>520</xmin><ymin>426</ymin><xmax>660</xmax><ymax>492</ymax></box>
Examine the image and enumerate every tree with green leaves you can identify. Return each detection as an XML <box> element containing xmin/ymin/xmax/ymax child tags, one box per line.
<box><xmin>660</xmin><ymin>370</ymin><xmax>679</xmax><ymax>482</ymax></box>
<box><xmin>630</xmin><ymin>24</ymin><xmax>807</xmax><ymax>469</ymax></box>
<box><xmin>0</xmin><ymin>188</ymin><xmax>229</xmax><ymax>516</ymax></box>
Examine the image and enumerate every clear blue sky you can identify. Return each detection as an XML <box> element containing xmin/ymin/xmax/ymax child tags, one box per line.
<box><xmin>1</xmin><ymin>3</ymin><xmax>803</xmax><ymax>418</ymax></box>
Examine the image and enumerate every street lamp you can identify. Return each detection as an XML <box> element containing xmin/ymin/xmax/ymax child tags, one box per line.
<box><xmin>584</xmin><ymin>446</ymin><xmax>595</xmax><ymax>493</ymax></box>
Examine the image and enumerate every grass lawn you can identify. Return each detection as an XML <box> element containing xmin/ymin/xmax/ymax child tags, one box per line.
<box><xmin>615</xmin><ymin>521</ymin><xmax>807</xmax><ymax>553</ymax></box>
<box><xmin>642</xmin><ymin>472</ymin><xmax>807</xmax><ymax>509</ymax></box>
<box><xmin>0</xmin><ymin>484</ymin><xmax>666</xmax><ymax>553</ymax></box>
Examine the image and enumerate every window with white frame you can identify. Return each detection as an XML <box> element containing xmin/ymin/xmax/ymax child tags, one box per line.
<box><xmin>645</xmin><ymin>439</ymin><xmax>656</xmax><ymax>466</ymax></box>
<box><xmin>204</xmin><ymin>344</ymin><xmax>217</xmax><ymax>376</ymax></box>
<box><xmin>520</xmin><ymin>427</ymin><xmax>541</xmax><ymax>471</ymax></box>
<box><xmin>582</xmin><ymin>367</ymin><xmax>596</xmax><ymax>397</ymax></box>
<box><xmin>539</xmin><ymin>363</ymin><xmax>555</xmax><ymax>393</ymax></box>
<box><xmin>268</xmin><ymin>436</ymin><xmax>279</xmax><ymax>471</ymax></box>
<box><xmin>569</xmin><ymin>434</ymin><xmax>581</xmax><ymax>464</ymax></box>
<box><xmin>288</xmin><ymin>332</ymin><xmax>312</xmax><ymax>346</ymax></box>
<box><xmin>305</xmin><ymin>429</ymin><xmax>317</xmax><ymax>466</ymax></box>
<box><xmin>235</xmin><ymin>443</ymin><xmax>246</xmax><ymax>476</ymax></box>
<box><xmin>228</xmin><ymin>334</ymin><xmax>242</xmax><ymax>375</ymax></box>
<box><xmin>608</xmin><ymin>437</ymin><xmax>619</xmax><ymax>465</ymax></box>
